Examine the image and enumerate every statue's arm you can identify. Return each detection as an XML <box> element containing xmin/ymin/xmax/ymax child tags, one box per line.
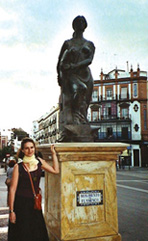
<box><xmin>57</xmin><ymin>41</ymin><xmax>68</xmax><ymax>86</ymax></box>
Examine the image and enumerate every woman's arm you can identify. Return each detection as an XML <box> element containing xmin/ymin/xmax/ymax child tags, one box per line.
<box><xmin>9</xmin><ymin>164</ymin><xmax>19</xmax><ymax>223</ymax></box>
<box><xmin>39</xmin><ymin>145</ymin><xmax>59</xmax><ymax>174</ymax></box>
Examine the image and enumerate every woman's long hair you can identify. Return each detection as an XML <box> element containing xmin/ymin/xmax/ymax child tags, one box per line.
<box><xmin>17</xmin><ymin>137</ymin><xmax>36</xmax><ymax>159</ymax></box>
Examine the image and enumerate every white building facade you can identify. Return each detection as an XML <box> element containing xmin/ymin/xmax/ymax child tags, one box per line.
<box><xmin>34</xmin><ymin>105</ymin><xmax>60</xmax><ymax>144</ymax></box>
<box><xmin>90</xmin><ymin>66</ymin><xmax>148</xmax><ymax>167</ymax></box>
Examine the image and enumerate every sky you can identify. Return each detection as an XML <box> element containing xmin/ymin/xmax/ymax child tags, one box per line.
<box><xmin>0</xmin><ymin>0</ymin><xmax>148</xmax><ymax>134</ymax></box>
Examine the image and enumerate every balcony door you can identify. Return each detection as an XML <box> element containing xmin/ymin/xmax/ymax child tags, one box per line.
<box><xmin>134</xmin><ymin>149</ymin><xmax>139</xmax><ymax>166</ymax></box>
<box><xmin>122</xmin><ymin>127</ymin><xmax>128</xmax><ymax>139</ymax></box>
<box><xmin>107</xmin><ymin>127</ymin><xmax>113</xmax><ymax>139</ymax></box>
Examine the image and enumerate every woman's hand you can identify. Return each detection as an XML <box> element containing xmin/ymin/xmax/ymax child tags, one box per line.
<box><xmin>39</xmin><ymin>145</ymin><xmax>59</xmax><ymax>174</ymax></box>
<box><xmin>50</xmin><ymin>144</ymin><xmax>56</xmax><ymax>155</ymax></box>
<box><xmin>9</xmin><ymin>212</ymin><xmax>16</xmax><ymax>224</ymax></box>
<box><xmin>50</xmin><ymin>144</ymin><xmax>59</xmax><ymax>174</ymax></box>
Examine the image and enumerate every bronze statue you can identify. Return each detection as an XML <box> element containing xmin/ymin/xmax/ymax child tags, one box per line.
<box><xmin>57</xmin><ymin>16</ymin><xmax>95</xmax><ymax>142</ymax></box>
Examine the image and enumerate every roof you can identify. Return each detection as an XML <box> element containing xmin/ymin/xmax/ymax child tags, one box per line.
<box><xmin>108</xmin><ymin>69</ymin><xmax>125</xmax><ymax>74</ymax></box>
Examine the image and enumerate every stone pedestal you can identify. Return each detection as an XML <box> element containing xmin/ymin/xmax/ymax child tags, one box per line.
<box><xmin>37</xmin><ymin>143</ymin><xmax>128</xmax><ymax>241</ymax></box>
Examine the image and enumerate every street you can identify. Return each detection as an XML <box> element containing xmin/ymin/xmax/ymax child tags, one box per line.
<box><xmin>0</xmin><ymin>168</ymin><xmax>148</xmax><ymax>241</ymax></box>
<box><xmin>117</xmin><ymin>169</ymin><xmax>148</xmax><ymax>241</ymax></box>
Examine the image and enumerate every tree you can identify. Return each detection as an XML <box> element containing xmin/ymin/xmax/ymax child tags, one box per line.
<box><xmin>0</xmin><ymin>145</ymin><xmax>14</xmax><ymax>161</ymax></box>
<box><xmin>2</xmin><ymin>146</ymin><xmax>14</xmax><ymax>158</ymax></box>
<box><xmin>12</xmin><ymin>128</ymin><xmax>29</xmax><ymax>141</ymax></box>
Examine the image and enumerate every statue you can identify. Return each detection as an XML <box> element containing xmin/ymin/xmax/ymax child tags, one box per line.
<box><xmin>57</xmin><ymin>16</ymin><xmax>96</xmax><ymax>142</ymax></box>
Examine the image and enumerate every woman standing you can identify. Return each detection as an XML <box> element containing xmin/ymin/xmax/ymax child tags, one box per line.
<box><xmin>8</xmin><ymin>137</ymin><xmax>59</xmax><ymax>241</ymax></box>
<box><xmin>5</xmin><ymin>158</ymin><xmax>16</xmax><ymax>206</ymax></box>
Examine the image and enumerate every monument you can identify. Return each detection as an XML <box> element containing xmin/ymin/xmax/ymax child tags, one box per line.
<box><xmin>37</xmin><ymin>15</ymin><xmax>126</xmax><ymax>241</ymax></box>
<box><xmin>57</xmin><ymin>15</ymin><xmax>96</xmax><ymax>142</ymax></box>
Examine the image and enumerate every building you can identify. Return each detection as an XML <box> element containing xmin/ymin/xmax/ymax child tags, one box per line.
<box><xmin>35</xmin><ymin>105</ymin><xmax>60</xmax><ymax>144</ymax></box>
<box><xmin>0</xmin><ymin>128</ymin><xmax>30</xmax><ymax>153</ymax></box>
<box><xmin>13</xmin><ymin>136</ymin><xmax>21</xmax><ymax>153</ymax></box>
<box><xmin>0</xmin><ymin>128</ymin><xmax>13</xmax><ymax>149</ymax></box>
<box><xmin>32</xmin><ymin>120</ymin><xmax>39</xmax><ymax>141</ymax></box>
<box><xmin>90</xmin><ymin>65</ymin><xmax>148</xmax><ymax>167</ymax></box>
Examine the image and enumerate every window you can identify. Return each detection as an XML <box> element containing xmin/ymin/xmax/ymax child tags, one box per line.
<box><xmin>92</xmin><ymin>90</ymin><xmax>98</xmax><ymax>102</ymax></box>
<box><xmin>121</xmin><ymin>108</ymin><xmax>128</xmax><ymax>118</ymax></box>
<box><xmin>106</xmin><ymin>88</ymin><xmax>112</xmax><ymax>100</ymax></box>
<box><xmin>92</xmin><ymin>111</ymin><xmax>98</xmax><ymax>121</ymax></box>
<box><xmin>111</xmin><ymin>103</ymin><xmax>117</xmax><ymax>116</ymax></box>
<box><xmin>105</xmin><ymin>103</ymin><xmax>111</xmax><ymax>118</ymax></box>
<box><xmin>122</xmin><ymin>127</ymin><xmax>128</xmax><ymax>139</ymax></box>
<box><xmin>106</xmin><ymin>127</ymin><xmax>113</xmax><ymax>138</ymax></box>
<box><xmin>133</xmin><ymin>83</ymin><xmax>138</xmax><ymax>97</ymax></box>
<box><xmin>108</xmin><ymin>107</ymin><xmax>111</xmax><ymax>116</ymax></box>
<box><xmin>144</xmin><ymin>109</ymin><xmax>147</xmax><ymax>130</ymax></box>
<box><xmin>121</xmin><ymin>87</ymin><xmax>127</xmax><ymax>99</ymax></box>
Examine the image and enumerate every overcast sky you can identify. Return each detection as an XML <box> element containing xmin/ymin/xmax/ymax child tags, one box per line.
<box><xmin>0</xmin><ymin>0</ymin><xmax>148</xmax><ymax>133</ymax></box>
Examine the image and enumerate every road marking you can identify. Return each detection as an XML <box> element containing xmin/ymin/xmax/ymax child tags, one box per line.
<box><xmin>117</xmin><ymin>180</ymin><xmax>148</xmax><ymax>182</ymax></box>
<box><xmin>140</xmin><ymin>180</ymin><xmax>148</xmax><ymax>184</ymax></box>
<box><xmin>117</xmin><ymin>184</ymin><xmax>148</xmax><ymax>193</ymax></box>
<box><xmin>0</xmin><ymin>227</ymin><xmax>8</xmax><ymax>233</ymax></box>
<box><xmin>0</xmin><ymin>214</ymin><xmax>8</xmax><ymax>219</ymax></box>
<box><xmin>0</xmin><ymin>207</ymin><xmax>8</xmax><ymax>211</ymax></box>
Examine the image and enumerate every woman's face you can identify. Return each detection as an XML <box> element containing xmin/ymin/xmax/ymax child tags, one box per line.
<box><xmin>79</xmin><ymin>18</ymin><xmax>86</xmax><ymax>30</ymax></box>
<box><xmin>74</xmin><ymin>18</ymin><xmax>86</xmax><ymax>32</ymax></box>
<box><xmin>22</xmin><ymin>141</ymin><xmax>35</xmax><ymax>157</ymax></box>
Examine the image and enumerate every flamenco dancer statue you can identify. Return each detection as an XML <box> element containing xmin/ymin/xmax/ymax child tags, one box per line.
<box><xmin>57</xmin><ymin>15</ymin><xmax>96</xmax><ymax>142</ymax></box>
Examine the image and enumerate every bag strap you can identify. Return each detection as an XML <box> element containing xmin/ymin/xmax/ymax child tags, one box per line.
<box><xmin>22</xmin><ymin>163</ymin><xmax>36</xmax><ymax>197</ymax></box>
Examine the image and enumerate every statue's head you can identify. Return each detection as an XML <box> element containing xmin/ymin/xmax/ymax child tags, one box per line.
<box><xmin>72</xmin><ymin>16</ymin><xmax>87</xmax><ymax>32</ymax></box>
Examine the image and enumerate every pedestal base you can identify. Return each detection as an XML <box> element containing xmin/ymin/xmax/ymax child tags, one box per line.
<box><xmin>49</xmin><ymin>233</ymin><xmax>121</xmax><ymax>241</ymax></box>
<box><xmin>37</xmin><ymin>143</ymin><xmax>127</xmax><ymax>241</ymax></box>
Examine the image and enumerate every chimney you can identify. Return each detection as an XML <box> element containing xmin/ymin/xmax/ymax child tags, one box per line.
<box><xmin>126</xmin><ymin>61</ymin><xmax>129</xmax><ymax>72</ymax></box>
<box><xmin>100</xmin><ymin>68</ymin><xmax>103</xmax><ymax>81</ymax></box>
<box><xmin>137</xmin><ymin>64</ymin><xmax>140</xmax><ymax>77</ymax></box>
<box><xmin>115</xmin><ymin>67</ymin><xmax>118</xmax><ymax>79</ymax></box>
<box><xmin>130</xmin><ymin>65</ymin><xmax>133</xmax><ymax>78</ymax></box>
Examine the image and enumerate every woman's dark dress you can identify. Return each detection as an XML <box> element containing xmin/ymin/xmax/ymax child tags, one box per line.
<box><xmin>8</xmin><ymin>161</ymin><xmax>49</xmax><ymax>241</ymax></box>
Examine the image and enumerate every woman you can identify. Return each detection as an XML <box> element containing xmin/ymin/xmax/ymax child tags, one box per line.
<box><xmin>8</xmin><ymin>137</ymin><xmax>59</xmax><ymax>241</ymax></box>
<box><xmin>5</xmin><ymin>158</ymin><xmax>16</xmax><ymax>206</ymax></box>
<box><xmin>57</xmin><ymin>15</ymin><xmax>95</xmax><ymax>141</ymax></box>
